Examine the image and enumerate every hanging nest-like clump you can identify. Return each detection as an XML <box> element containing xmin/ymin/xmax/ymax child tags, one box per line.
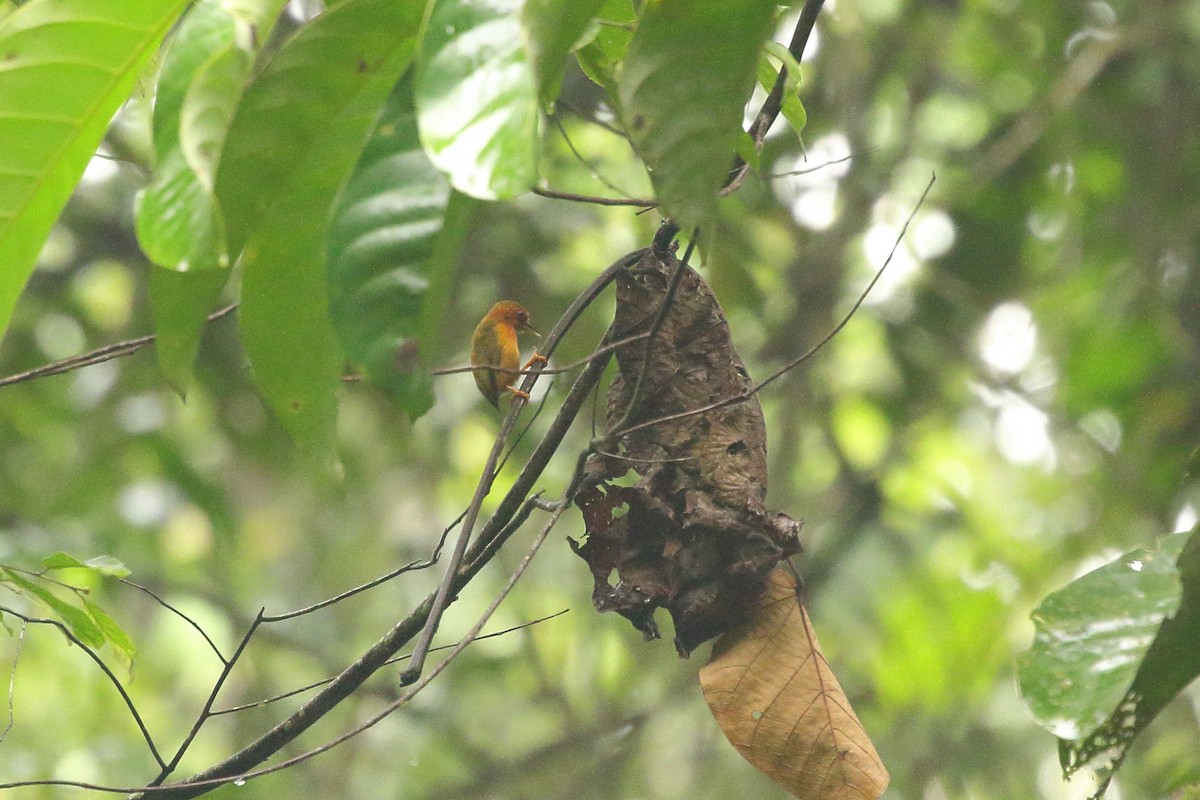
<box><xmin>572</xmin><ymin>246</ymin><xmax>801</xmax><ymax>656</ymax></box>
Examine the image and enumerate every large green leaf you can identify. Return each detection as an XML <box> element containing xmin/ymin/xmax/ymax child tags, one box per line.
<box><xmin>520</xmin><ymin>0</ymin><xmax>605</xmax><ymax>110</ymax></box>
<box><xmin>1017</xmin><ymin>530</ymin><xmax>1193</xmax><ymax>741</ymax></box>
<box><xmin>617</xmin><ymin>0</ymin><xmax>777</xmax><ymax>231</ymax></box>
<box><xmin>139</xmin><ymin>0</ymin><xmax>288</xmax><ymax>393</ymax></box>
<box><xmin>136</xmin><ymin>0</ymin><xmax>235</xmax><ymax>274</ymax></box>
<box><xmin>0</xmin><ymin>0</ymin><xmax>191</xmax><ymax>341</ymax></box>
<box><xmin>416</xmin><ymin>0</ymin><xmax>538</xmax><ymax>200</ymax></box>
<box><xmin>1050</xmin><ymin>527</ymin><xmax>1200</xmax><ymax>784</ymax></box>
<box><xmin>327</xmin><ymin>81</ymin><xmax>450</xmax><ymax>420</ymax></box>
<box><xmin>229</xmin><ymin>0</ymin><xmax>426</xmax><ymax>457</ymax></box>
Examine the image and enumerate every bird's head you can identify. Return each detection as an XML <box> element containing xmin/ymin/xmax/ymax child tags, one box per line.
<box><xmin>486</xmin><ymin>301</ymin><xmax>540</xmax><ymax>337</ymax></box>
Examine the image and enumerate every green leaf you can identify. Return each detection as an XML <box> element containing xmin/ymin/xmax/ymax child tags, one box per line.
<box><xmin>228</xmin><ymin>0</ymin><xmax>426</xmax><ymax>457</ymax></box>
<box><xmin>617</xmin><ymin>0</ymin><xmax>777</xmax><ymax>232</ymax></box>
<box><xmin>0</xmin><ymin>0</ymin><xmax>192</xmax><ymax>341</ymax></box>
<box><xmin>139</xmin><ymin>0</ymin><xmax>287</xmax><ymax>393</ymax></box>
<box><xmin>41</xmin><ymin>552</ymin><xmax>88</xmax><ymax>570</ymax></box>
<box><xmin>150</xmin><ymin>268</ymin><xmax>231</xmax><ymax>396</ymax></box>
<box><xmin>1017</xmin><ymin>530</ymin><xmax>1192</xmax><ymax>741</ymax></box>
<box><xmin>85</xmin><ymin>598</ymin><xmax>137</xmax><ymax>667</ymax></box>
<box><xmin>327</xmin><ymin>80</ymin><xmax>449</xmax><ymax>420</ymax></box>
<box><xmin>520</xmin><ymin>0</ymin><xmax>605</xmax><ymax>110</ymax></box>
<box><xmin>2</xmin><ymin>569</ymin><xmax>106</xmax><ymax>649</ymax></box>
<box><xmin>1055</xmin><ymin>527</ymin><xmax>1200</xmax><ymax>781</ymax></box>
<box><xmin>416</xmin><ymin>0</ymin><xmax>538</xmax><ymax>200</ymax></box>
<box><xmin>135</xmin><ymin>0</ymin><xmax>235</xmax><ymax>271</ymax></box>
<box><xmin>733</xmin><ymin>130</ymin><xmax>759</xmax><ymax>173</ymax></box>
<box><xmin>575</xmin><ymin>0</ymin><xmax>634</xmax><ymax>97</ymax></box>
<box><xmin>85</xmin><ymin>555</ymin><xmax>131</xmax><ymax>579</ymax></box>
<box><xmin>42</xmin><ymin>552</ymin><xmax>130</xmax><ymax>579</ymax></box>
<box><xmin>757</xmin><ymin>43</ymin><xmax>806</xmax><ymax>137</ymax></box>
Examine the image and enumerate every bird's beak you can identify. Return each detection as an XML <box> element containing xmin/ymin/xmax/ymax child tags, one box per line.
<box><xmin>521</xmin><ymin>321</ymin><xmax>541</xmax><ymax>338</ymax></box>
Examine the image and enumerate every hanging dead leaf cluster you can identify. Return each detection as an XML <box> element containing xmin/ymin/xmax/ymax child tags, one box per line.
<box><xmin>572</xmin><ymin>247</ymin><xmax>801</xmax><ymax>656</ymax></box>
<box><xmin>571</xmin><ymin>246</ymin><xmax>888</xmax><ymax>799</ymax></box>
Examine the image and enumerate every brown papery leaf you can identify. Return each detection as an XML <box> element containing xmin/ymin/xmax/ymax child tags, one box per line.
<box><xmin>700</xmin><ymin>568</ymin><xmax>889</xmax><ymax>800</ymax></box>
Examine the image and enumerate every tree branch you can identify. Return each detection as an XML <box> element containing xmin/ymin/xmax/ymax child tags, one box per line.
<box><xmin>0</xmin><ymin>305</ymin><xmax>237</xmax><ymax>389</ymax></box>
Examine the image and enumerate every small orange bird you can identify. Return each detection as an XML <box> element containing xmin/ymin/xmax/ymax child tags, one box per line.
<box><xmin>470</xmin><ymin>301</ymin><xmax>544</xmax><ymax>408</ymax></box>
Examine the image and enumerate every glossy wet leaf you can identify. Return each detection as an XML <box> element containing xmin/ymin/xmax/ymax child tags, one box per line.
<box><xmin>327</xmin><ymin>81</ymin><xmax>449</xmax><ymax>420</ymax></box>
<box><xmin>141</xmin><ymin>0</ymin><xmax>287</xmax><ymax>393</ymax></box>
<box><xmin>1017</xmin><ymin>530</ymin><xmax>1192</xmax><ymax>740</ymax></box>
<box><xmin>231</xmin><ymin>0</ymin><xmax>425</xmax><ymax>457</ymax></box>
<box><xmin>416</xmin><ymin>0</ymin><xmax>538</xmax><ymax>200</ymax></box>
<box><xmin>0</xmin><ymin>0</ymin><xmax>191</xmax><ymax>341</ymax></box>
<box><xmin>1053</xmin><ymin>527</ymin><xmax>1200</xmax><ymax>785</ymax></box>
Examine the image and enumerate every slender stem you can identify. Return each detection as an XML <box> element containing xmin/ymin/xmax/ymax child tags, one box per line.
<box><xmin>0</xmin><ymin>606</ymin><xmax>166</xmax><ymax>769</ymax></box>
<box><xmin>0</xmin><ymin>305</ymin><xmax>237</xmax><ymax>389</ymax></box>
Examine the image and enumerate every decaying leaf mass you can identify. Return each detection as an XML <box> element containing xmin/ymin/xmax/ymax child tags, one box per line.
<box><xmin>572</xmin><ymin>247</ymin><xmax>801</xmax><ymax>655</ymax></box>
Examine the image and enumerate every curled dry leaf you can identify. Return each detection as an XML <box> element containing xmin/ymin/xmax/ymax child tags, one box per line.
<box><xmin>700</xmin><ymin>568</ymin><xmax>889</xmax><ymax>800</ymax></box>
<box><xmin>572</xmin><ymin>247</ymin><xmax>800</xmax><ymax>655</ymax></box>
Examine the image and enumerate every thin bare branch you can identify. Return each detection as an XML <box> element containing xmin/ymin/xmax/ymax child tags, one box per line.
<box><xmin>122</xmin><ymin>580</ymin><xmax>227</xmax><ymax>662</ymax></box>
<box><xmin>532</xmin><ymin>186</ymin><xmax>656</xmax><ymax>208</ymax></box>
<box><xmin>148</xmin><ymin>613</ymin><xmax>265</xmax><ymax>787</ymax></box>
<box><xmin>0</xmin><ymin>621</ymin><xmax>24</xmax><ymax>743</ymax></box>
<box><xmin>261</xmin><ymin>558</ymin><xmax>437</xmax><ymax>623</ymax></box>
<box><xmin>211</xmin><ymin>610</ymin><xmax>568</xmax><ymax>716</ymax></box>
<box><xmin>0</xmin><ymin>304</ymin><xmax>237</xmax><ymax>390</ymax></box>
<box><xmin>433</xmin><ymin>331</ymin><xmax>652</xmax><ymax>379</ymax></box>
<box><xmin>765</xmin><ymin>151</ymin><xmax>866</xmax><ymax>178</ymax></box>
<box><xmin>552</xmin><ymin>116</ymin><xmax>641</xmax><ymax>200</ymax></box>
<box><xmin>0</xmin><ymin>605</ymin><xmax>166</xmax><ymax>770</ymax></box>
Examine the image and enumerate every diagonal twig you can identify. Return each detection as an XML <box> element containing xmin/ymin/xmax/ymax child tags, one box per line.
<box><xmin>0</xmin><ymin>304</ymin><xmax>237</xmax><ymax>389</ymax></box>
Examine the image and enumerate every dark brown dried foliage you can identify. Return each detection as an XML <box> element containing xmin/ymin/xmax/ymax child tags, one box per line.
<box><xmin>573</xmin><ymin>248</ymin><xmax>800</xmax><ymax>656</ymax></box>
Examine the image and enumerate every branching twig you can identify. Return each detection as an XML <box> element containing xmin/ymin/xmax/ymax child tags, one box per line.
<box><xmin>148</xmin><ymin>614</ymin><xmax>264</xmax><ymax>787</ymax></box>
<box><xmin>211</xmin><ymin>610</ymin><xmax>568</xmax><ymax>716</ymax></box>
<box><xmin>0</xmin><ymin>605</ymin><xmax>166</xmax><ymax>770</ymax></box>
<box><xmin>122</xmin><ymin>580</ymin><xmax>227</xmax><ymax>662</ymax></box>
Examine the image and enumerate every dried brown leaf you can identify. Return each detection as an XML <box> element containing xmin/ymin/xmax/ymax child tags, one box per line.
<box><xmin>700</xmin><ymin>568</ymin><xmax>889</xmax><ymax>800</ymax></box>
<box><xmin>573</xmin><ymin>248</ymin><xmax>800</xmax><ymax>655</ymax></box>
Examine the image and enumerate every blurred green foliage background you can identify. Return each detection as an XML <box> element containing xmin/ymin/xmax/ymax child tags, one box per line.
<box><xmin>1</xmin><ymin>1</ymin><xmax>1198</xmax><ymax>798</ymax></box>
